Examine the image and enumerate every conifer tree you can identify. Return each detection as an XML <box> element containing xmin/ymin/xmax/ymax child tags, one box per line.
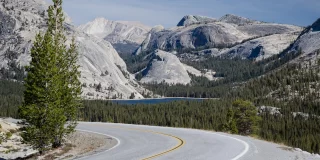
<box><xmin>19</xmin><ymin>0</ymin><xmax>81</xmax><ymax>153</ymax></box>
<box><xmin>232</xmin><ymin>100</ymin><xmax>260</xmax><ymax>135</ymax></box>
<box><xmin>225</xmin><ymin>108</ymin><xmax>238</xmax><ymax>134</ymax></box>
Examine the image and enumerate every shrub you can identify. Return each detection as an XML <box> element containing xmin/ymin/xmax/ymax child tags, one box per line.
<box><xmin>6</xmin><ymin>132</ymin><xmax>12</xmax><ymax>139</ymax></box>
<box><xmin>9</xmin><ymin>129</ymin><xmax>17</xmax><ymax>134</ymax></box>
<box><xmin>0</xmin><ymin>132</ymin><xmax>4</xmax><ymax>144</ymax></box>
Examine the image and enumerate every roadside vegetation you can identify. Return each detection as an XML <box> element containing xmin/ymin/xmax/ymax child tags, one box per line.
<box><xmin>0</xmin><ymin>0</ymin><xmax>319</xmax><ymax>156</ymax></box>
<box><xmin>0</xmin><ymin>56</ymin><xmax>319</xmax><ymax>154</ymax></box>
<box><xmin>14</xmin><ymin>0</ymin><xmax>81</xmax><ymax>154</ymax></box>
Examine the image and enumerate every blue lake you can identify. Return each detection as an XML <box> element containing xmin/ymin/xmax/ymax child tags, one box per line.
<box><xmin>111</xmin><ymin>98</ymin><xmax>208</xmax><ymax>105</ymax></box>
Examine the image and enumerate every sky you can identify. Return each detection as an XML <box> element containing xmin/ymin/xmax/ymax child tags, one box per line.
<box><xmin>48</xmin><ymin>0</ymin><xmax>320</xmax><ymax>28</ymax></box>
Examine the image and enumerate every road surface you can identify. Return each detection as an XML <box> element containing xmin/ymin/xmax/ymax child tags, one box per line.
<box><xmin>76</xmin><ymin>122</ymin><xmax>248</xmax><ymax>160</ymax></box>
<box><xmin>3</xmin><ymin>118</ymin><xmax>319</xmax><ymax>159</ymax></box>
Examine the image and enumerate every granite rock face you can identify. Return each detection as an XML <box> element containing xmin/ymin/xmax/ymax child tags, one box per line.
<box><xmin>135</xmin><ymin>14</ymin><xmax>303</xmax><ymax>61</ymax></box>
<box><xmin>0</xmin><ymin>0</ymin><xmax>148</xmax><ymax>99</ymax></box>
<box><xmin>78</xmin><ymin>17</ymin><xmax>151</xmax><ymax>55</ymax></box>
<box><xmin>177</xmin><ymin>15</ymin><xmax>217</xmax><ymax>27</ymax></box>
<box><xmin>140</xmin><ymin>50</ymin><xmax>216</xmax><ymax>85</ymax></box>
<box><xmin>287</xmin><ymin>18</ymin><xmax>320</xmax><ymax>66</ymax></box>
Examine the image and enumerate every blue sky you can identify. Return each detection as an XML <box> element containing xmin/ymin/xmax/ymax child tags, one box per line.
<box><xmin>51</xmin><ymin>0</ymin><xmax>320</xmax><ymax>27</ymax></box>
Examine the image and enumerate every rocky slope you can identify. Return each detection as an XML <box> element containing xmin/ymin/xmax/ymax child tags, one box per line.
<box><xmin>221</xmin><ymin>33</ymin><xmax>299</xmax><ymax>60</ymax></box>
<box><xmin>288</xmin><ymin>18</ymin><xmax>320</xmax><ymax>66</ymax></box>
<box><xmin>135</xmin><ymin>14</ymin><xmax>303</xmax><ymax>60</ymax></box>
<box><xmin>140</xmin><ymin>50</ymin><xmax>216</xmax><ymax>85</ymax></box>
<box><xmin>0</xmin><ymin>118</ymin><xmax>37</xmax><ymax>159</ymax></box>
<box><xmin>0</xmin><ymin>0</ymin><xmax>147</xmax><ymax>99</ymax></box>
<box><xmin>177</xmin><ymin>15</ymin><xmax>217</xmax><ymax>27</ymax></box>
<box><xmin>78</xmin><ymin>18</ymin><xmax>151</xmax><ymax>55</ymax></box>
<box><xmin>219</xmin><ymin>14</ymin><xmax>261</xmax><ymax>26</ymax></box>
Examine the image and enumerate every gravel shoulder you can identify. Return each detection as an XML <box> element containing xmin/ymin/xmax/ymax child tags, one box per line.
<box><xmin>222</xmin><ymin>133</ymin><xmax>320</xmax><ymax>160</ymax></box>
<box><xmin>37</xmin><ymin>131</ymin><xmax>117</xmax><ymax>160</ymax></box>
<box><xmin>0</xmin><ymin>118</ymin><xmax>118</xmax><ymax>160</ymax></box>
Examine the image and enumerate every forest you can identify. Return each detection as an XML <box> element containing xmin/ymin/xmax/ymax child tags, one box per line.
<box><xmin>0</xmin><ymin>48</ymin><xmax>319</xmax><ymax>153</ymax></box>
<box><xmin>0</xmin><ymin>56</ymin><xmax>319</xmax><ymax>153</ymax></box>
<box><xmin>144</xmin><ymin>49</ymin><xmax>303</xmax><ymax>98</ymax></box>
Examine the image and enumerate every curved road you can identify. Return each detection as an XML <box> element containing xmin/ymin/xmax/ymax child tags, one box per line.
<box><xmin>76</xmin><ymin>122</ymin><xmax>248</xmax><ymax>160</ymax></box>
<box><xmin>4</xmin><ymin>119</ymin><xmax>318</xmax><ymax>160</ymax></box>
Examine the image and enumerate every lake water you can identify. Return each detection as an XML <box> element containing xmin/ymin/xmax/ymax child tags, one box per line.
<box><xmin>111</xmin><ymin>98</ymin><xmax>207</xmax><ymax>105</ymax></box>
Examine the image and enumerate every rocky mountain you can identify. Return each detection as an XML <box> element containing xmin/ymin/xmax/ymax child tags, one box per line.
<box><xmin>288</xmin><ymin>18</ymin><xmax>320</xmax><ymax>66</ymax></box>
<box><xmin>219</xmin><ymin>14</ymin><xmax>260</xmax><ymax>26</ymax></box>
<box><xmin>177</xmin><ymin>15</ymin><xmax>217</xmax><ymax>27</ymax></box>
<box><xmin>139</xmin><ymin>50</ymin><xmax>216</xmax><ymax>85</ymax></box>
<box><xmin>220</xmin><ymin>33</ymin><xmax>299</xmax><ymax>60</ymax></box>
<box><xmin>78</xmin><ymin>18</ymin><xmax>151</xmax><ymax>55</ymax></box>
<box><xmin>135</xmin><ymin>14</ymin><xmax>303</xmax><ymax>60</ymax></box>
<box><xmin>0</xmin><ymin>0</ymin><xmax>148</xmax><ymax>99</ymax></box>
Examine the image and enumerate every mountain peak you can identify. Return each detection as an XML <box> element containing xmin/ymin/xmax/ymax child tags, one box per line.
<box><xmin>78</xmin><ymin>17</ymin><xmax>151</xmax><ymax>44</ymax></box>
<box><xmin>219</xmin><ymin>14</ymin><xmax>260</xmax><ymax>25</ymax></box>
<box><xmin>92</xmin><ymin>17</ymin><xmax>109</xmax><ymax>23</ymax></box>
<box><xmin>310</xmin><ymin>18</ymin><xmax>320</xmax><ymax>32</ymax></box>
<box><xmin>177</xmin><ymin>15</ymin><xmax>216</xmax><ymax>27</ymax></box>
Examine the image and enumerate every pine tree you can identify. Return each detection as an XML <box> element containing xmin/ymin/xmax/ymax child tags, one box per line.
<box><xmin>19</xmin><ymin>0</ymin><xmax>81</xmax><ymax>153</ymax></box>
<box><xmin>232</xmin><ymin>100</ymin><xmax>260</xmax><ymax>135</ymax></box>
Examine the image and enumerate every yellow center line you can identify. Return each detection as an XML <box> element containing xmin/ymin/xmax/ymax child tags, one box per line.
<box><xmin>141</xmin><ymin>130</ymin><xmax>185</xmax><ymax>160</ymax></box>
<box><xmin>105</xmin><ymin>125</ymin><xmax>185</xmax><ymax>160</ymax></box>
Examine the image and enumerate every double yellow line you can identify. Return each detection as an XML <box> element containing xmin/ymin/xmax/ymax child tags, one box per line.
<box><xmin>107</xmin><ymin>125</ymin><xmax>185</xmax><ymax>160</ymax></box>
<box><xmin>141</xmin><ymin>130</ymin><xmax>185</xmax><ymax>160</ymax></box>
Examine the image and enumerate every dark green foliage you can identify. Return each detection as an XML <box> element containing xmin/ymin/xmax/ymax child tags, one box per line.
<box><xmin>18</xmin><ymin>0</ymin><xmax>81</xmax><ymax>153</ymax></box>
<box><xmin>0</xmin><ymin>79</ymin><xmax>23</xmax><ymax>118</ymax></box>
<box><xmin>0</xmin><ymin>61</ymin><xmax>26</xmax><ymax>81</ymax></box>
<box><xmin>5</xmin><ymin>132</ymin><xmax>12</xmax><ymax>139</ymax></box>
<box><xmin>0</xmin><ymin>24</ymin><xmax>319</xmax><ymax>155</ymax></box>
<box><xmin>96</xmin><ymin>83</ymin><xmax>102</xmax><ymax>92</ymax></box>
<box><xmin>145</xmin><ymin>50</ymin><xmax>303</xmax><ymax>98</ymax></box>
<box><xmin>122</xmin><ymin>51</ymin><xmax>151</xmax><ymax>73</ymax></box>
<box><xmin>76</xmin><ymin>54</ymin><xmax>320</xmax><ymax>153</ymax></box>
<box><xmin>80</xmin><ymin>100</ymin><xmax>230</xmax><ymax>130</ymax></box>
<box><xmin>232</xmin><ymin>100</ymin><xmax>260</xmax><ymax>135</ymax></box>
<box><xmin>223</xmin><ymin>108</ymin><xmax>238</xmax><ymax>134</ymax></box>
<box><xmin>129</xmin><ymin>93</ymin><xmax>135</xmax><ymax>99</ymax></box>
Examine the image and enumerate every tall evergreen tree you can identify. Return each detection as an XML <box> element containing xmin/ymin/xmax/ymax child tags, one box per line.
<box><xmin>232</xmin><ymin>100</ymin><xmax>260</xmax><ymax>135</ymax></box>
<box><xmin>19</xmin><ymin>0</ymin><xmax>81</xmax><ymax>153</ymax></box>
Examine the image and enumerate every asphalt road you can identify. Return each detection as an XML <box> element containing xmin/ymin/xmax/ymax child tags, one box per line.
<box><xmin>4</xmin><ymin>118</ymin><xmax>318</xmax><ymax>160</ymax></box>
<box><xmin>76</xmin><ymin>122</ymin><xmax>248</xmax><ymax>160</ymax></box>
